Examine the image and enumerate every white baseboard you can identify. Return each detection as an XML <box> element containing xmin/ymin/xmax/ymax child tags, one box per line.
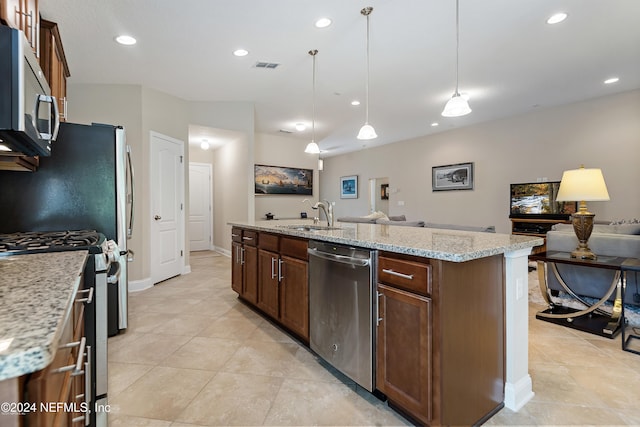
<box><xmin>216</xmin><ymin>246</ymin><xmax>231</xmax><ymax>258</ymax></box>
<box><xmin>129</xmin><ymin>277</ymin><xmax>154</xmax><ymax>292</ymax></box>
<box><xmin>183</xmin><ymin>264</ymin><xmax>191</xmax><ymax>274</ymax></box>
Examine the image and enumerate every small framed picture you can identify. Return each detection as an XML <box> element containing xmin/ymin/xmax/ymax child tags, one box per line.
<box><xmin>380</xmin><ymin>183</ymin><xmax>389</xmax><ymax>200</ymax></box>
<box><xmin>432</xmin><ymin>162</ymin><xmax>474</xmax><ymax>191</ymax></box>
<box><xmin>340</xmin><ymin>175</ymin><xmax>358</xmax><ymax>199</ymax></box>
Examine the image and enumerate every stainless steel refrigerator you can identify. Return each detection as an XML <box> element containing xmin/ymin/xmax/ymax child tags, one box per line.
<box><xmin>0</xmin><ymin>121</ymin><xmax>133</xmax><ymax>336</ymax></box>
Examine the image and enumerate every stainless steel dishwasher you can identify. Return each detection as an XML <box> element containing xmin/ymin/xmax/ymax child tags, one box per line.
<box><xmin>308</xmin><ymin>239</ymin><xmax>377</xmax><ymax>391</ymax></box>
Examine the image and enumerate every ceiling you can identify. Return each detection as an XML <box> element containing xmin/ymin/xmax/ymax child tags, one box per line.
<box><xmin>39</xmin><ymin>0</ymin><xmax>640</xmax><ymax>157</ymax></box>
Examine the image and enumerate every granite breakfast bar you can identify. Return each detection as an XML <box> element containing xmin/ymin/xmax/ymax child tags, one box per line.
<box><xmin>229</xmin><ymin>219</ymin><xmax>543</xmax><ymax>420</ymax></box>
<box><xmin>0</xmin><ymin>251</ymin><xmax>87</xmax><ymax>426</ymax></box>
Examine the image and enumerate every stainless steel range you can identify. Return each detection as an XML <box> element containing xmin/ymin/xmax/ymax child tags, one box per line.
<box><xmin>0</xmin><ymin>229</ymin><xmax>121</xmax><ymax>427</ymax></box>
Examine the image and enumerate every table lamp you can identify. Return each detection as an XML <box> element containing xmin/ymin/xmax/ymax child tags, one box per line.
<box><xmin>555</xmin><ymin>165</ymin><xmax>610</xmax><ymax>260</ymax></box>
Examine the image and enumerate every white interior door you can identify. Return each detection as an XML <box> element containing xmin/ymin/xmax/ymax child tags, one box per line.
<box><xmin>150</xmin><ymin>132</ymin><xmax>184</xmax><ymax>284</ymax></box>
<box><xmin>189</xmin><ymin>162</ymin><xmax>212</xmax><ymax>251</ymax></box>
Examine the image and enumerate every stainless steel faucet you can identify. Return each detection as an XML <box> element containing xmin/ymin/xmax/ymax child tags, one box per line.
<box><xmin>302</xmin><ymin>199</ymin><xmax>334</xmax><ymax>227</ymax></box>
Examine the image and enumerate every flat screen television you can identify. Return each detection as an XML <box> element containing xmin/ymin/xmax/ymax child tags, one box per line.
<box><xmin>509</xmin><ymin>181</ymin><xmax>576</xmax><ymax>219</ymax></box>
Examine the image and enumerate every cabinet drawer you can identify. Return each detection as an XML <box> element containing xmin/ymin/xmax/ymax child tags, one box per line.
<box><xmin>280</xmin><ymin>236</ymin><xmax>308</xmax><ymax>260</ymax></box>
<box><xmin>231</xmin><ymin>227</ymin><xmax>243</xmax><ymax>243</ymax></box>
<box><xmin>259</xmin><ymin>233</ymin><xmax>279</xmax><ymax>252</ymax></box>
<box><xmin>242</xmin><ymin>230</ymin><xmax>258</xmax><ymax>246</ymax></box>
<box><xmin>378</xmin><ymin>256</ymin><xmax>431</xmax><ymax>296</ymax></box>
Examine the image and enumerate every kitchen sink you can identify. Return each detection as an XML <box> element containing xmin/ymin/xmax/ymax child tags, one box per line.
<box><xmin>279</xmin><ymin>224</ymin><xmax>342</xmax><ymax>231</ymax></box>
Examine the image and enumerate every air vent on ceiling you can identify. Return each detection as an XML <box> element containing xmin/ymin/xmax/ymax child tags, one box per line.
<box><xmin>254</xmin><ymin>61</ymin><xmax>280</xmax><ymax>69</ymax></box>
<box><xmin>278</xmin><ymin>129</ymin><xmax>293</xmax><ymax>134</ymax></box>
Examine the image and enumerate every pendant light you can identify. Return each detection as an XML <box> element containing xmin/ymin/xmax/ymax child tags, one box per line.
<box><xmin>304</xmin><ymin>49</ymin><xmax>321</xmax><ymax>154</ymax></box>
<box><xmin>442</xmin><ymin>0</ymin><xmax>472</xmax><ymax>117</ymax></box>
<box><xmin>357</xmin><ymin>7</ymin><xmax>377</xmax><ymax>140</ymax></box>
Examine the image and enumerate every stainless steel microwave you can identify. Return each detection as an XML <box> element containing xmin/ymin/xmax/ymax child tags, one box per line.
<box><xmin>0</xmin><ymin>25</ymin><xmax>59</xmax><ymax>157</ymax></box>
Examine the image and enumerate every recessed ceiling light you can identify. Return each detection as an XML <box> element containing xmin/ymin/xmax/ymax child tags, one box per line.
<box><xmin>431</xmin><ymin>122</ymin><xmax>439</xmax><ymax>127</ymax></box>
<box><xmin>546</xmin><ymin>12</ymin><xmax>568</xmax><ymax>24</ymax></box>
<box><xmin>233</xmin><ymin>49</ymin><xmax>249</xmax><ymax>57</ymax></box>
<box><xmin>351</xmin><ymin>100</ymin><xmax>361</xmax><ymax>106</ymax></box>
<box><xmin>115</xmin><ymin>35</ymin><xmax>137</xmax><ymax>45</ymax></box>
<box><xmin>295</xmin><ymin>123</ymin><xmax>306</xmax><ymax>131</ymax></box>
<box><xmin>604</xmin><ymin>77</ymin><xmax>619</xmax><ymax>84</ymax></box>
<box><xmin>315</xmin><ymin>18</ymin><xmax>332</xmax><ymax>28</ymax></box>
<box><xmin>200</xmin><ymin>140</ymin><xmax>210</xmax><ymax>150</ymax></box>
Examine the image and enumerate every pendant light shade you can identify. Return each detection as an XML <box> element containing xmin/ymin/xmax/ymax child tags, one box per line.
<box><xmin>357</xmin><ymin>7</ymin><xmax>377</xmax><ymax>140</ymax></box>
<box><xmin>442</xmin><ymin>0</ymin><xmax>472</xmax><ymax>117</ymax></box>
<box><xmin>305</xmin><ymin>49</ymin><xmax>321</xmax><ymax>154</ymax></box>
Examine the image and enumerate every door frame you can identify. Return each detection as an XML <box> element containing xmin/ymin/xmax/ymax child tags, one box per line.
<box><xmin>188</xmin><ymin>162</ymin><xmax>213</xmax><ymax>251</ymax></box>
<box><xmin>149</xmin><ymin>130</ymin><xmax>186</xmax><ymax>284</ymax></box>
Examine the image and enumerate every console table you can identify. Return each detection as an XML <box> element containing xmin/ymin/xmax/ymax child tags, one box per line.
<box><xmin>622</xmin><ymin>258</ymin><xmax>640</xmax><ymax>354</ymax></box>
<box><xmin>529</xmin><ymin>251</ymin><xmax>634</xmax><ymax>338</ymax></box>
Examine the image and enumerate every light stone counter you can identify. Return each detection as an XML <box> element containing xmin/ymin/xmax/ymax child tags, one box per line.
<box><xmin>229</xmin><ymin>219</ymin><xmax>542</xmax><ymax>412</ymax></box>
<box><xmin>0</xmin><ymin>251</ymin><xmax>88</xmax><ymax>381</ymax></box>
<box><xmin>229</xmin><ymin>219</ymin><xmax>543</xmax><ymax>261</ymax></box>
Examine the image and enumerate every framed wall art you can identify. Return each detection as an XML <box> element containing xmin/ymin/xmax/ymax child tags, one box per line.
<box><xmin>432</xmin><ymin>162</ymin><xmax>474</xmax><ymax>191</ymax></box>
<box><xmin>340</xmin><ymin>175</ymin><xmax>358</xmax><ymax>199</ymax></box>
<box><xmin>254</xmin><ymin>164</ymin><xmax>313</xmax><ymax>195</ymax></box>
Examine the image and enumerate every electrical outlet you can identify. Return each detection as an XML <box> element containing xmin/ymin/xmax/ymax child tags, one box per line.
<box><xmin>397</xmin><ymin>201</ymin><xmax>405</xmax><ymax>206</ymax></box>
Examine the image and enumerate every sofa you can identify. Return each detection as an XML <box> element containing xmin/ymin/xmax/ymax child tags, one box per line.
<box><xmin>337</xmin><ymin>212</ymin><xmax>495</xmax><ymax>232</ymax></box>
<box><xmin>545</xmin><ymin>223</ymin><xmax>640</xmax><ymax>306</ymax></box>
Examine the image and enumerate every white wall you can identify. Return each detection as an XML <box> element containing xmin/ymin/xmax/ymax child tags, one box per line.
<box><xmin>320</xmin><ymin>90</ymin><xmax>640</xmax><ymax>233</ymax></box>
<box><xmin>254</xmin><ymin>133</ymin><xmax>320</xmax><ymax>221</ymax></box>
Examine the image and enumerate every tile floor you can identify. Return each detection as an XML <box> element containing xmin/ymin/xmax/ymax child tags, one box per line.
<box><xmin>107</xmin><ymin>251</ymin><xmax>640</xmax><ymax>426</ymax></box>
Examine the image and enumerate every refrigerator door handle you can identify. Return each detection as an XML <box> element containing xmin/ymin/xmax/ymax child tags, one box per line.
<box><xmin>126</xmin><ymin>145</ymin><xmax>135</xmax><ymax>238</ymax></box>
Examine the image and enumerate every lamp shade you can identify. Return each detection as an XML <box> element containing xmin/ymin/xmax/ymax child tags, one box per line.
<box><xmin>304</xmin><ymin>141</ymin><xmax>320</xmax><ymax>154</ymax></box>
<box><xmin>556</xmin><ymin>167</ymin><xmax>610</xmax><ymax>201</ymax></box>
<box><xmin>357</xmin><ymin>123</ymin><xmax>378</xmax><ymax>140</ymax></box>
<box><xmin>442</xmin><ymin>94</ymin><xmax>472</xmax><ymax>117</ymax></box>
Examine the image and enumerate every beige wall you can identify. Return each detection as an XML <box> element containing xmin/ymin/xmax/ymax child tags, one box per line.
<box><xmin>254</xmin><ymin>133</ymin><xmax>320</xmax><ymax>221</ymax></box>
<box><xmin>320</xmin><ymin>90</ymin><xmax>640</xmax><ymax>233</ymax></box>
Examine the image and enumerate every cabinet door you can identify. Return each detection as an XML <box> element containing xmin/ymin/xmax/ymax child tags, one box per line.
<box><xmin>279</xmin><ymin>255</ymin><xmax>309</xmax><ymax>341</ymax></box>
<box><xmin>376</xmin><ymin>284</ymin><xmax>432</xmax><ymax>425</ymax></box>
<box><xmin>257</xmin><ymin>249</ymin><xmax>279</xmax><ymax>319</ymax></box>
<box><xmin>0</xmin><ymin>0</ymin><xmax>22</xmax><ymax>29</ymax></box>
<box><xmin>243</xmin><ymin>245</ymin><xmax>258</xmax><ymax>304</ymax></box>
<box><xmin>231</xmin><ymin>242</ymin><xmax>243</xmax><ymax>295</ymax></box>
<box><xmin>23</xmin><ymin>0</ymin><xmax>38</xmax><ymax>54</ymax></box>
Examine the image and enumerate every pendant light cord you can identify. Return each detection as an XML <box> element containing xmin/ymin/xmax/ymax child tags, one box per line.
<box><xmin>309</xmin><ymin>49</ymin><xmax>318</xmax><ymax>142</ymax></box>
<box><xmin>454</xmin><ymin>0</ymin><xmax>460</xmax><ymax>96</ymax></box>
<box><xmin>365</xmin><ymin>11</ymin><xmax>371</xmax><ymax>123</ymax></box>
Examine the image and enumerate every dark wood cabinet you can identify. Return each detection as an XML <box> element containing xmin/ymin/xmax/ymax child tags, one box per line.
<box><xmin>231</xmin><ymin>228</ymin><xmax>258</xmax><ymax>305</ymax></box>
<box><xmin>231</xmin><ymin>228</ymin><xmax>309</xmax><ymax>342</ymax></box>
<box><xmin>377</xmin><ymin>283</ymin><xmax>432</xmax><ymax>425</ymax></box>
<box><xmin>376</xmin><ymin>251</ymin><xmax>505</xmax><ymax>426</ymax></box>
<box><xmin>40</xmin><ymin>19</ymin><xmax>70</xmax><ymax>122</ymax></box>
<box><xmin>257</xmin><ymin>248</ymin><xmax>280</xmax><ymax>319</ymax></box>
<box><xmin>279</xmin><ymin>255</ymin><xmax>308</xmax><ymax>339</ymax></box>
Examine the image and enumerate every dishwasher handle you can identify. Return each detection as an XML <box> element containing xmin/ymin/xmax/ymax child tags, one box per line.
<box><xmin>307</xmin><ymin>247</ymin><xmax>370</xmax><ymax>267</ymax></box>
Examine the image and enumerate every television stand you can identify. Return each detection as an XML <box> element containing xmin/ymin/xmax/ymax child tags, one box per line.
<box><xmin>510</xmin><ymin>218</ymin><xmax>571</xmax><ymax>254</ymax></box>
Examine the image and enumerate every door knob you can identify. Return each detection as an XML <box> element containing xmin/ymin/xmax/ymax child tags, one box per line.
<box><xmin>154</xmin><ymin>215</ymin><xmax>162</xmax><ymax>220</ymax></box>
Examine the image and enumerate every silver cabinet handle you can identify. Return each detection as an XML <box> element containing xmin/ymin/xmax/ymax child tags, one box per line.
<box><xmin>231</xmin><ymin>233</ymin><xmax>240</xmax><ymax>238</ymax></box>
<box><xmin>240</xmin><ymin>247</ymin><xmax>245</xmax><ymax>265</ymax></box>
<box><xmin>127</xmin><ymin>145</ymin><xmax>135</xmax><ymax>239</ymax></box>
<box><xmin>278</xmin><ymin>259</ymin><xmax>284</xmax><ymax>281</ymax></box>
<box><xmin>52</xmin><ymin>337</ymin><xmax>86</xmax><ymax>374</ymax></box>
<box><xmin>382</xmin><ymin>268</ymin><xmax>414</xmax><ymax>280</ymax></box>
<box><xmin>271</xmin><ymin>257</ymin><xmax>277</xmax><ymax>280</ymax></box>
<box><xmin>154</xmin><ymin>215</ymin><xmax>162</xmax><ymax>220</ymax></box>
<box><xmin>376</xmin><ymin>291</ymin><xmax>384</xmax><ymax>326</ymax></box>
<box><xmin>242</xmin><ymin>236</ymin><xmax>254</xmax><ymax>241</ymax></box>
<box><xmin>76</xmin><ymin>287</ymin><xmax>94</xmax><ymax>304</ymax></box>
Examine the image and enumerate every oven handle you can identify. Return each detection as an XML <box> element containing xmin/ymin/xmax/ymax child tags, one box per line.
<box><xmin>307</xmin><ymin>248</ymin><xmax>370</xmax><ymax>267</ymax></box>
<box><xmin>107</xmin><ymin>262</ymin><xmax>121</xmax><ymax>285</ymax></box>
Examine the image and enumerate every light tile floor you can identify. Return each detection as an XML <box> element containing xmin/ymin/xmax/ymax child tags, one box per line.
<box><xmin>107</xmin><ymin>252</ymin><xmax>640</xmax><ymax>426</ymax></box>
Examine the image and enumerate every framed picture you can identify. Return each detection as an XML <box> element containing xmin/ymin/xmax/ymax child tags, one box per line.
<box><xmin>254</xmin><ymin>164</ymin><xmax>313</xmax><ymax>195</ymax></box>
<box><xmin>380</xmin><ymin>183</ymin><xmax>389</xmax><ymax>200</ymax></box>
<box><xmin>340</xmin><ymin>175</ymin><xmax>358</xmax><ymax>199</ymax></box>
<box><xmin>432</xmin><ymin>162</ymin><xmax>474</xmax><ymax>191</ymax></box>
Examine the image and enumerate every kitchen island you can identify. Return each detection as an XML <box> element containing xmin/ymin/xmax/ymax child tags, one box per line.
<box><xmin>0</xmin><ymin>251</ymin><xmax>88</xmax><ymax>426</ymax></box>
<box><xmin>229</xmin><ymin>219</ymin><xmax>542</xmax><ymax>425</ymax></box>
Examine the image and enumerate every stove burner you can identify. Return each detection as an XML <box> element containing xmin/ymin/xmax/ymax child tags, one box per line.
<box><xmin>0</xmin><ymin>230</ymin><xmax>103</xmax><ymax>252</ymax></box>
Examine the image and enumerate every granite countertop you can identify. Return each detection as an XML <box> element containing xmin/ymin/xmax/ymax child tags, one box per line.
<box><xmin>0</xmin><ymin>251</ymin><xmax>88</xmax><ymax>381</ymax></box>
<box><xmin>229</xmin><ymin>220</ymin><xmax>543</xmax><ymax>262</ymax></box>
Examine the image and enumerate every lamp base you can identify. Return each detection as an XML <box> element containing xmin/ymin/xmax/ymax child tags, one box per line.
<box><xmin>570</xmin><ymin>211</ymin><xmax>596</xmax><ymax>260</ymax></box>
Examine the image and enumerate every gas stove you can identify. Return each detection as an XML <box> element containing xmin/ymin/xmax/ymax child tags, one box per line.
<box><xmin>0</xmin><ymin>230</ymin><xmax>107</xmax><ymax>255</ymax></box>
